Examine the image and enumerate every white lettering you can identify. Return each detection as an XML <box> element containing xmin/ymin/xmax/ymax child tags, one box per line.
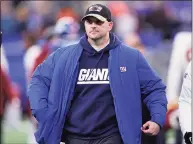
<box><xmin>87</xmin><ymin>69</ymin><xmax>96</xmax><ymax>80</ymax></box>
<box><xmin>96</xmin><ymin>69</ymin><xmax>105</xmax><ymax>80</ymax></box>
<box><xmin>78</xmin><ymin>69</ymin><xmax>88</xmax><ymax>81</ymax></box>
<box><xmin>77</xmin><ymin>68</ymin><xmax>109</xmax><ymax>84</ymax></box>
<box><xmin>103</xmin><ymin>69</ymin><xmax>109</xmax><ymax>81</ymax></box>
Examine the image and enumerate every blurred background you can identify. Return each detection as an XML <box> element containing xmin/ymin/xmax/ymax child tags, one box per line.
<box><xmin>0</xmin><ymin>1</ymin><xmax>192</xmax><ymax>144</ymax></box>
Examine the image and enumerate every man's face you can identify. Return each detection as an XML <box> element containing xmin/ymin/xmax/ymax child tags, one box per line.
<box><xmin>84</xmin><ymin>16</ymin><xmax>113</xmax><ymax>40</ymax></box>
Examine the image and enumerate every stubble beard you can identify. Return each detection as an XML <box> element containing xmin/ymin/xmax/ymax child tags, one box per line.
<box><xmin>89</xmin><ymin>33</ymin><xmax>106</xmax><ymax>42</ymax></box>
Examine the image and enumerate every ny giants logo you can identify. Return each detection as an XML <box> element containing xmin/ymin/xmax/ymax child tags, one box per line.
<box><xmin>120</xmin><ymin>66</ymin><xmax>127</xmax><ymax>72</ymax></box>
<box><xmin>89</xmin><ymin>5</ymin><xmax>102</xmax><ymax>12</ymax></box>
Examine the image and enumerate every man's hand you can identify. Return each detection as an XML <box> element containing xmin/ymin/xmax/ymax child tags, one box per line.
<box><xmin>141</xmin><ymin>121</ymin><xmax>160</xmax><ymax>136</ymax></box>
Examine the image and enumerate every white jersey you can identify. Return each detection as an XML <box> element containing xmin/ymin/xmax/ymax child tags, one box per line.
<box><xmin>24</xmin><ymin>45</ymin><xmax>41</xmax><ymax>82</ymax></box>
<box><xmin>178</xmin><ymin>61</ymin><xmax>192</xmax><ymax>135</ymax></box>
<box><xmin>1</xmin><ymin>44</ymin><xmax>9</xmax><ymax>73</ymax></box>
<box><xmin>166</xmin><ymin>32</ymin><xmax>192</xmax><ymax>102</ymax></box>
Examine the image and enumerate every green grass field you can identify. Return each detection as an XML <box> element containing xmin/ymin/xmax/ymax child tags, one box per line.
<box><xmin>2</xmin><ymin>120</ymin><xmax>176</xmax><ymax>144</ymax></box>
<box><xmin>2</xmin><ymin>120</ymin><xmax>28</xmax><ymax>144</ymax></box>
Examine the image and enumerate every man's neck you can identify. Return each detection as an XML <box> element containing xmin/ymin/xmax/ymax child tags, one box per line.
<box><xmin>88</xmin><ymin>33</ymin><xmax>110</xmax><ymax>49</ymax></box>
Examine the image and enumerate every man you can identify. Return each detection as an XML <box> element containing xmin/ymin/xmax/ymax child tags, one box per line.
<box><xmin>28</xmin><ymin>4</ymin><xmax>167</xmax><ymax>144</ymax></box>
<box><xmin>54</xmin><ymin>16</ymin><xmax>80</xmax><ymax>48</ymax></box>
<box><xmin>166</xmin><ymin>32</ymin><xmax>191</xmax><ymax>144</ymax></box>
<box><xmin>167</xmin><ymin>32</ymin><xmax>191</xmax><ymax>106</ymax></box>
<box><xmin>23</xmin><ymin>31</ymin><xmax>41</xmax><ymax>144</ymax></box>
<box><xmin>31</xmin><ymin>16</ymin><xmax>80</xmax><ymax>76</ymax></box>
<box><xmin>23</xmin><ymin>31</ymin><xmax>42</xmax><ymax>83</ymax></box>
<box><xmin>179</xmin><ymin>61</ymin><xmax>192</xmax><ymax>144</ymax></box>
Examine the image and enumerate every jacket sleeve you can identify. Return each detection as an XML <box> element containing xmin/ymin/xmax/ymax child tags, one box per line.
<box><xmin>137</xmin><ymin>51</ymin><xmax>168</xmax><ymax>127</ymax></box>
<box><xmin>27</xmin><ymin>48</ymin><xmax>63</xmax><ymax>122</ymax></box>
<box><xmin>179</xmin><ymin>62</ymin><xmax>191</xmax><ymax>135</ymax></box>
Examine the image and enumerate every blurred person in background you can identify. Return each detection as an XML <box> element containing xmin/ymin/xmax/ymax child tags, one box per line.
<box><xmin>23</xmin><ymin>31</ymin><xmax>42</xmax><ymax>83</ymax></box>
<box><xmin>166</xmin><ymin>31</ymin><xmax>192</xmax><ymax>144</ymax></box>
<box><xmin>179</xmin><ymin>61</ymin><xmax>192</xmax><ymax>144</ymax></box>
<box><xmin>0</xmin><ymin>44</ymin><xmax>20</xmax><ymax>143</ymax></box>
<box><xmin>1</xmin><ymin>1</ymin><xmax>18</xmax><ymax>35</ymax></box>
<box><xmin>15</xmin><ymin>3</ymin><xmax>29</xmax><ymax>34</ymax></box>
<box><xmin>107</xmin><ymin>1</ymin><xmax>139</xmax><ymax>39</ymax></box>
<box><xmin>0</xmin><ymin>45</ymin><xmax>9</xmax><ymax>73</ymax></box>
<box><xmin>23</xmin><ymin>31</ymin><xmax>41</xmax><ymax>144</ymax></box>
<box><xmin>30</xmin><ymin>15</ymin><xmax>81</xmax><ymax>75</ymax></box>
<box><xmin>56</xmin><ymin>7</ymin><xmax>79</xmax><ymax>22</ymax></box>
<box><xmin>30</xmin><ymin>26</ymin><xmax>57</xmax><ymax>76</ymax></box>
<box><xmin>139</xmin><ymin>1</ymin><xmax>181</xmax><ymax>40</ymax></box>
<box><xmin>24</xmin><ymin>1</ymin><xmax>58</xmax><ymax>36</ymax></box>
<box><xmin>54</xmin><ymin>16</ymin><xmax>80</xmax><ymax>48</ymax></box>
<box><xmin>28</xmin><ymin>4</ymin><xmax>167</xmax><ymax>144</ymax></box>
<box><xmin>123</xmin><ymin>32</ymin><xmax>145</xmax><ymax>54</ymax></box>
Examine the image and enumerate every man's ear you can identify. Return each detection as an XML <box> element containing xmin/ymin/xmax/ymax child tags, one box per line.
<box><xmin>109</xmin><ymin>22</ymin><xmax>113</xmax><ymax>31</ymax></box>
